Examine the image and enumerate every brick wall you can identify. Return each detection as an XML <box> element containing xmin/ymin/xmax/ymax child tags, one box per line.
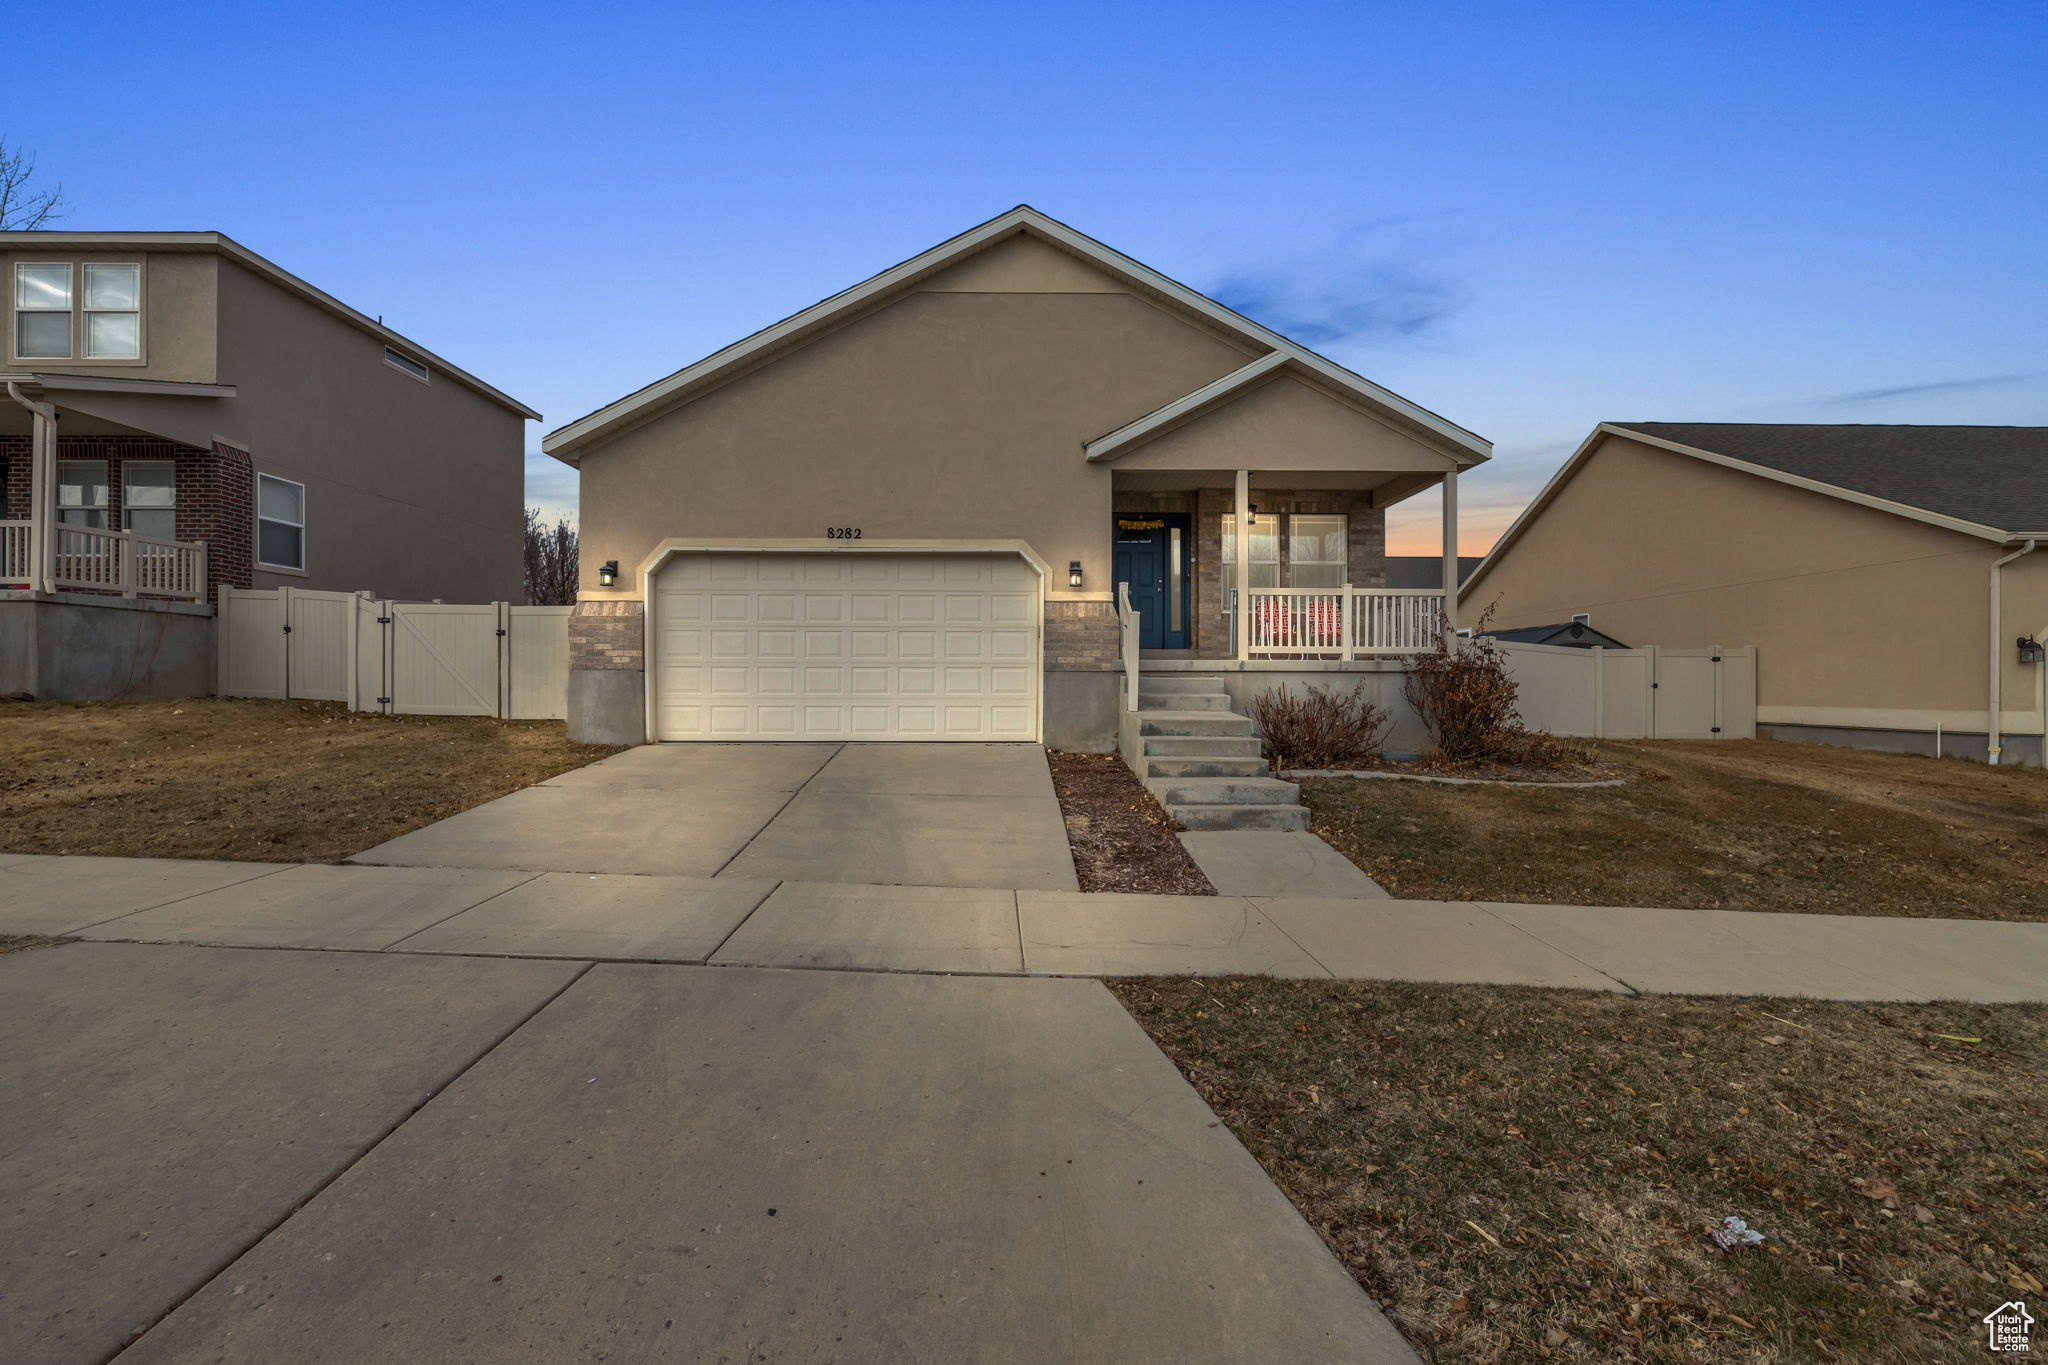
<box><xmin>2</xmin><ymin>434</ymin><xmax>253</xmax><ymax>597</ymax></box>
<box><xmin>570</xmin><ymin>599</ymin><xmax>645</xmax><ymax>670</ymax></box>
<box><xmin>1044</xmin><ymin>600</ymin><xmax>1120</xmax><ymax>670</ymax></box>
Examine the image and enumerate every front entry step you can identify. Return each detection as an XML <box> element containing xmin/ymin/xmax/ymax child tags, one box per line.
<box><xmin>1131</xmin><ymin>673</ymin><xmax>1312</xmax><ymax>833</ymax></box>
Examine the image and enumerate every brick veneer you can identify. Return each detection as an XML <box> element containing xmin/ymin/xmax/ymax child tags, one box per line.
<box><xmin>1</xmin><ymin>433</ymin><xmax>254</xmax><ymax>597</ymax></box>
<box><xmin>1044</xmin><ymin>600</ymin><xmax>1120</xmax><ymax>670</ymax></box>
<box><xmin>570</xmin><ymin>599</ymin><xmax>645</xmax><ymax>669</ymax></box>
<box><xmin>1113</xmin><ymin>488</ymin><xmax>1388</xmax><ymax>656</ymax></box>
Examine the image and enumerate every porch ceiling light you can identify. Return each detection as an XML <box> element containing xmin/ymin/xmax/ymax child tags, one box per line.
<box><xmin>599</xmin><ymin>559</ymin><xmax>619</xmax><ymax>588</ymax></box>
<box><xmin>1068</xmin><ymin>560</ymin><xmax>1084</xmax><ymax>588</ymax></box>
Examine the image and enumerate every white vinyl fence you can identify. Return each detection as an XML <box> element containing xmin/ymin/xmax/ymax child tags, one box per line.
<box><xmin>216</xmin><ymin>586</ymin><xmax>570</xmax><ymax>719</ymax></box>
<box><xmin>1497</xmin><ymin>640</ymin><xmax>1756</xmax><ymax>740</ymax></box>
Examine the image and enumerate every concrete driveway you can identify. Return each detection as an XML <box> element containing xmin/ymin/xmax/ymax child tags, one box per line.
<box><xmin>2</xmin><ymin>941</ymin><xmax>1415</xmax><ymax>1365</ymax></box>
<box><xmin>351</xmin><ymin>742</ymin><xmax>1079</xmax><ymax>891</ymax></box>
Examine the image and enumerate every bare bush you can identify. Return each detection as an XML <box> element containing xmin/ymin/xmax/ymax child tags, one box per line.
<box><xmin>1250</xmin><ymin>682</ymin><xmax>1391</xmax><ymax>771</ymax></box>
<box><xmin>1401</xmin><ymin>631</ymin><xmax>1525</xmax><ymax>762</ymax></box>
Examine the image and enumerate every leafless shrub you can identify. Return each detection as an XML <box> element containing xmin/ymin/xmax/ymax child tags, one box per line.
<box><xmin>1251</xmin><ymin>682</ymin><xmax>1391</xmax><ymax>771</ymax></box>
<box><xmin>1402</xmin><ymin>631</ymin><xmax>1524</xmax><ymax>762</ymax></box>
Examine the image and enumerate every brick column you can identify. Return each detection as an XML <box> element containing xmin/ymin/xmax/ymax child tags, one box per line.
<box><xmin>568</xmin><ymin>599</ymin><xmax>646</xmax><ymax>744</ymax></box>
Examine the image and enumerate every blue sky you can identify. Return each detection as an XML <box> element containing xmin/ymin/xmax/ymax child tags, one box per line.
<box><xmin>28</xmin><ymin>0</ymin><xmax>2048</xmax><ymax>552</ymax></box>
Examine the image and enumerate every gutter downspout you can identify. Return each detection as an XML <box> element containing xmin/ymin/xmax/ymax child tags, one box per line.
<box><xmin>1987</xmin><ymin>538</ymin><xmax>2037</xmax><ymax>765</ymax></box>
<box><xmin>6</xmin><ymin>381</ymin><xmax>57</xmax><ymax>595</ymax></box>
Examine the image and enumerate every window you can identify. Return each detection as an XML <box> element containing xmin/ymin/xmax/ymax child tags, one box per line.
<box><xmin>1288</xmin><ymin>514</ymin><xmax>1348</xmax><ymax>588</ymax></box>
<box><xmin>83</xmin><ymin>264</ymin><xmax>141</xmax><ymax>358</ymax></box>
<box><xmin>56</xmin><ymin>460</ymin><xmax>109</xmax><ymax>529</ymax></box>
<box><xmin>383</xmin><ymin>346</ymin><xmax>429</xmax><ymax>383</ymax></box>
<box><xmin>1220</xmin><ymin>513</ymin><xmax>1280</xmax><ymax>590</ymax></box>
<box><xmin>122</xmin><ymin>461</ymin><xmax>177</xmax><ymax>540</ymax></box>
<box><xmin>15</xmin><ymin>263</ymin><xmax>72</xmax><ymax>358</ymax></box>
<box><xmin>257</xmin><ymin>473</ymin><xmax>305</xmax><ymax>570</ymax></box>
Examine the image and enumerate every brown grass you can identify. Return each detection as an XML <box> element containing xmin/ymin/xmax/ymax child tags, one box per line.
<box><xmin>1046</xmin><ymin>751</ymin><xmax>1215</xmax><ymax>895</ymax></box>
<box><xmin>1307</xmin><ymin>738</ymin><xmax>2048</xmax><ymax>921</ymax></box>
<box><xmin>0</xmin><ymin>697</ymin><xmax>622</xmax><ymax>862</ymax></box>
<box><xmin>1112</xmin><ymin>976</ymin><xmax>2047</xmax><ymax>1364</ymax></box>
<box><xmin>0</xmin><ymin>935</ymin><xmax>72</xmax><ymax>956</ymax></box>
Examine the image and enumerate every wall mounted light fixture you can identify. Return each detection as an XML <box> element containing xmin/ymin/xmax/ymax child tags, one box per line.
<box><xmin>1068</xmin><ymin>561</ymin><xmax>1084</xmax><ymax>588</ymax></box>
<box><xmin>598</xmin><ymin>560</ymin><xmax>619</xmax><ymax>588</ymax></box>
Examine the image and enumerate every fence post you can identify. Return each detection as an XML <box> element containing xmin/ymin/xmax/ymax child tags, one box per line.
<box><xmin>119</xmin><ymin>535</ymin><xmax>135</xmax><ymax>598</ymax></box>
<box><xmin>1340</xmin><ymin>584</ymin><xmax>1355</xmax><ymax>661</ymax></box>
<box><xmin>496</xmin><ymin>602</ymin><xmax>511</xmax><ymax>719</ymax></box>
<box><xmin>1589</xmin><ymin>645</ymin><xmax>1605</xmax><ymax>738</ymax></box>
<box><xmin>214</xmin><ymin>584</ymin><xmax>231</xmax><ymax>695</ymax></box>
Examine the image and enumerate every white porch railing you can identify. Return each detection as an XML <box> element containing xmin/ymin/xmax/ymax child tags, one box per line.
<box><xmin>1</xmin><ymin>522</ymin><xmax>209</xmax><ymax>601</ymax></box>
<box><xmin>1116</xmin><ymin>580</ymin><xmax>1141</xmax><ymax>710</ymax></box>
<box><xmin>1243</xmin><ymin>587</ymin><xmax>1445</xmax><ymax>658</ymax></box>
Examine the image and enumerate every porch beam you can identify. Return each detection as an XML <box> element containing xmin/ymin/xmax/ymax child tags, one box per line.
<box><xmin>1440</xmin><ymin>468</ymin><xmax>1459</xmax><ymax>641</ymax></box>
<box><xmin>1235</xmin><ymin>468</ymin><xmax>1250</xmax><ymax>662</ymax></box>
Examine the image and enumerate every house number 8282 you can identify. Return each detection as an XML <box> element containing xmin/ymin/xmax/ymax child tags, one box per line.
<box><xmin>826</xmin><ymin>527</ymin><xmax>863</xmax><ymax>539</ymax></box>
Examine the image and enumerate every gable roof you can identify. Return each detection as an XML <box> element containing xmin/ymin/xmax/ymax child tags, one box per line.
<box><xmin>541</xmin><ymin>205</ymin><xmax>1490</xmax><ymax>465</ymax></box>
<box><xmin>1462</xmin><ymin>421</ymin><xmax>2048</xmax><ymax>600</ymax></box>
<box><xmin>1479</xmin><ymin>621</ymin><xmax>1630</xmax><ymax>649</ymax></box>
<box><xmin>0</xmin><ymin>231</ymin><xmax>538</xmax><ymax>418</ymax></box>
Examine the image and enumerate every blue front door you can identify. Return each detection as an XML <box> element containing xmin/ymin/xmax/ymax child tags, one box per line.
<box><xmin>1114</xmin><ymin>515</ymin><xmax>1190</xmax><ymax>649</ymax></box>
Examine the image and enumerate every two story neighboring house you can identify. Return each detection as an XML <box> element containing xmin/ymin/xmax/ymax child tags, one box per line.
<box><xmin>2</xmin><ymin>232</ymin><xmax>537</xmax><ymax>699</ymax></box>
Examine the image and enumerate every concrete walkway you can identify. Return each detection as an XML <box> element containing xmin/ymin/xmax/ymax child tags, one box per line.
<box><xmin>347</xmin><ymin>742</ymin><xmax>1081</xmax><ymax>892</ymax></box>
<box><xmin>7</xmin><ymin>854</ymin><xmax>2048</xmax><ymax>1002</ymax></box>
<box><xmin>3</xmin><ymin>943</ymin><xmax>1414</xmax><ymax>1365</ymax></box>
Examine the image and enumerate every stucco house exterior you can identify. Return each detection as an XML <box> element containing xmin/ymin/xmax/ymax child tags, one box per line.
<box><xmin>546</xmin><ymin>206</ymin><xmax>1488</xmax><ymax>767</ymax></box>
<box><xmin>1462</xmin><ymin>422</ymin><xmax>2048</xmax><ymax>765</ymax></box>
<box><xmin>2</xmin><ymin>231</ymin><xmax>537</xmax><ymax>699</ymax></box>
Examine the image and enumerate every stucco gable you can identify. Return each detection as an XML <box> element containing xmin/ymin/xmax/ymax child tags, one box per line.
<box><xmin>918</xmin><ymin>233</ymin><xmax>1129</xmax><ymax>293</ymax></box>
<box><xmin>1102</xmin><ymin>372</ymin><xmax>1461</xmax><ymax>474</ymax></box>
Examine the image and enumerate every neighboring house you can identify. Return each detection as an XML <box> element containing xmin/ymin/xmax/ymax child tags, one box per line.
<box><xmin>1385</xmin><ymin>554</ymin><xmax>1481</xmax><ymax>589</ymax></box>
<box><xmin>1479</xmin><ymin>619</ymin><xmax>1628</xmax><ymax>649</ymax></box>
<box><xmin>1462</xmin><ymin>422</ymin><xmax>2048</xmax><ymax>765</ymax></box>
<box><xmin>2</xmin><ymin>231</ymin><xmax>537</xmax><ymax>699</ymax></box>
<box><xmin>544</xmin><ymin>206</ymin><xmax>1488</xmax><ymax>755</ymax></box>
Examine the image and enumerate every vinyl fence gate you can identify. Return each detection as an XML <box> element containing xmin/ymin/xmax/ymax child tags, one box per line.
<box><xmin>1495</xmin><ymin>640</ymin><xmax>1757</xmax><ymax>740</ymax></box>
<box><xmin>217</xmin><ymin>586</ymin><xmax>570</xmax><ymax>719</ymax></box>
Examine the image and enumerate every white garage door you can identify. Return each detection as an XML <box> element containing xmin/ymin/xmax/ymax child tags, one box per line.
<box><xmin>652</xmin><ymin>552</ymin><xmax>1041</xmax><ymax>741</ymax></box>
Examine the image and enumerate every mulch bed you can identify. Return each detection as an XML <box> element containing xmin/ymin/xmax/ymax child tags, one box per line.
<box><xmin>1045</xmin><ymin>751</ymin><xmax>1216</xmax><ymax>895</ymax></box>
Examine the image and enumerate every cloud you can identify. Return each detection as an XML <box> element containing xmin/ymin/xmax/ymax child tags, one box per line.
<box><xmin>523</xmin><ymin>451</ymin><xmax>580</xmax><ymax>524</ymax></box>
<box><xmin>1206</xmin><ymin>221</ymin><xmax>1464</xmax><ymax>348</ymax></box>
<box><xmin>1821</xmin><ymin>370</ymin><xmax>2048</xmax><ymax>404</ymax></box>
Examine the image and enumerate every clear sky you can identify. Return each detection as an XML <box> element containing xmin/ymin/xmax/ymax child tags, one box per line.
<box><xmin>25</xmin><ymin>1</ymin><xmax>2047</xmax><ymax>553</ymax></box>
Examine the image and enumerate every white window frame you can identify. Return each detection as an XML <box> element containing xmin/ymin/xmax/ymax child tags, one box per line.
<box><xmin>121</xmin><ymin>459</ymin><xmax>179</xmax><ymax>541</ymax></box>
<box><xmin>82</xmin><ymin>262</ymin><xmax>145</xmax><ymax>361</ymax></box>
<box><xmin>383</xmin><ymin>346</ymin><xmax>430</xmax><ymax>384</ymax></box>
<box><xmin>256</xmin><ymin>472</ymin><xmax>308</xmax><ymax>573</ymax></box>
<box><xmin>1220</xmin><ymin>513</ymin><xmax>1281</xmax><ymax>591</ymax></box>
<box><xmin>1287</xmin><ymin>513</ymin><xmax>1349</xmax><ymax>588</ymax></box>
<box><xmin>13</xmin><ymin>261</ymin><xmax>75</xmax><ymax>361</ymax></box>
<box><xmin>55</xmin><ymin>458</ymin><xmax>110</xmax><ymax>529</ymax></box>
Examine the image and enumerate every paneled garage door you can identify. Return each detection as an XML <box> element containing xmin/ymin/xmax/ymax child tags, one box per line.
<box><xmin>652</xmin><ymin>552</ymin><xmax>1041</xmax><ymax>741</ymax></box>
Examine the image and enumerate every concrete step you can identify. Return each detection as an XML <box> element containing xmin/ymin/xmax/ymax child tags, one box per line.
<box><xmin>1142</xmin><ymin>735</ymin><xmax>1265</xmax><ymax>758</ymax></box>
<box><xmin>1169</xmin><ymin>803</ymin><xmax>1312</xmax><ymax>832</ymax></box>
<box><xmin>1137</xmin><ymin>691</ymin><xmax>1233</xmax><ymax>712</ymax></box>
<box><xmin>1145</xmin><ymin>756</ymin><xmax>1269</xmax><ymax>779</ymax></box>
<box><xmin>1138</xmin><ymin>711</ymin><xmax>1256</xmax><ymax>737</ymax></box>
<box><xmin>1147</xmin><ymin>776</ymin><xmax>1302</xmax><ymax>808</ymax></box>
<box><xmin>1137</xmin><ymin>675</ymin><xmax>1230</xmax><ymax>694</ymax></box>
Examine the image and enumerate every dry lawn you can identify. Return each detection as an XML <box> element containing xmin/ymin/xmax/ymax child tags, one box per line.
<box><xmin>1308</xmin><ymin>739</ymin><xmax>2048</xmax><ymax>920</ymax></box>
<box><xmin>0</xmin><ymin>697</ymin><xmax>621</xmax><ymax>862</ymax></box>
<box><xmin>1113</xmin><ymin>977</ymin><xmax>2047</xmax><ymax>1364</ymax></box>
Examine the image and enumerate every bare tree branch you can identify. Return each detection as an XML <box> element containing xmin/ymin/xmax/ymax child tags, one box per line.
<box><xmin>0</xmin><ymin>138</ymin><xmax>66</xmax><ymax>231</ymax></box>
<box><xmin>523</xmin><ymin>507</ymin><xmax>580</xmax><ymax>605</ymax></box>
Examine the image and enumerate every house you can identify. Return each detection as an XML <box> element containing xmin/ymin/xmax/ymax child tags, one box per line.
<box><xmin>1462</xmin><ymin>422</ymin><xmax>2048</xmax><ymax>765</ymax></box>
<box><xmin>1983</xmin><ymin>1301</ymin><xmax>2033</xmax><ymax>1353</ymax></box>
<box><xmin>544</xmin><ymin>206</ymin><xmax>1487</xmax><ymax>782</ymax></box>
<box><xmin>2</xmin><ymin>231</ymin><xmax>537</xmax><ymax>700</ymax></box>
<box><xmin>1385</xmin><ymin>554</ymin><xmax>1481</xmax><ymax>589</ymax></box>
<box><xmin>1478</xmin><ymin>619</ymin><xmax>1629</xmax><ymax>649</ymax></box>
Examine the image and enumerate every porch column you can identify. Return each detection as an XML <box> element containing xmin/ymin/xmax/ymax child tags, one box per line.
<box><xmin>6</xmin><ymin>383</ymin><xmax>58</xmax><ymax>594</ymax></box>
<box><xmin>1440</xmin><ymin>468</ymin><xmax>1459</xmax><ymax>641</ymax></box>
<box><xmin>1234</xmin><ymin>468</ymin><xmax>1250</xmax><ymax>662</ymax></box>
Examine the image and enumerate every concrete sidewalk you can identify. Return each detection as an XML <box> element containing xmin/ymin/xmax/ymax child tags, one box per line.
<box><xmin>8</xmin><ymin>854</ymin><xmax>2048</xmax><ymax>1001</ymax></box>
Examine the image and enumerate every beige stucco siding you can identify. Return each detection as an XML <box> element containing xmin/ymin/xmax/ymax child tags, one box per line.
<box><xmin>918</xmin><ymin>233</ymin><xmax>1129</xmax><ymax>293</ymax></box>
<box><xmin>576</xmin><ymin>289</ymin><xmax>1254</xmax><ymax>593</ymax></box>
<box><xmin>211</xmin><ymin>259</ymin><xmax>526</xmax><ymax>601</ymax></box>
<box><xmin>1469</xmin><ymin>434</ymin><xmax>2045</xmax><ymax>729</ymax></box>
<box><xmin>4</xmin><ymin>249</ymin><xmax>217</xmax><ymax>383</ymax></box>
<box><xmin>1110</xmin><ymin>373</ymin><xmax>1461</xmax><ymax>473</ymax></box>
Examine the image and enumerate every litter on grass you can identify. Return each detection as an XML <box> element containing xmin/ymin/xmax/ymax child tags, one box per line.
<box><xmin>1711</xmin><ymin>1216</ymin><xmax>1766</xmax><ymax>1252</ymax></box>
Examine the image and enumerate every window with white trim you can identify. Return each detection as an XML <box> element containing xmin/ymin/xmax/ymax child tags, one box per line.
<box><xmin>56</xmin><ymin>460</ymin><xmax>109</xmax><ymax>528</ymax></box>
<box><xmin>1288</xmin><ymin>514</ymin><xmax>1348</xmax><ymax>588</ymax></box>
<box><xmin>383</xmin><ymin>346</ymin><xmax>429</xmax><ymax>383</ymax></box>
<box><xmin>15</xmin><ymin>263</ymin><xmax>73</xmax><ymax>358</ymax></box>
<box><xmin>257</xmin><ymin>473</ymin><xmax>305</xmax><ymax>570</ymax></box>
<box><xmin>83</xmin><ymin>264</ymin><xmax>142</xmax><ymax>358</ymax></box>
<box><xmin>122</xmin><ymin>461</ymin><xmax>177</xmax><ymax>540</ymax></box>
<box><xmin>1220</xmin><ymin>513</ymin><xmax>1280</xmax><ymax>589</ymax></box>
